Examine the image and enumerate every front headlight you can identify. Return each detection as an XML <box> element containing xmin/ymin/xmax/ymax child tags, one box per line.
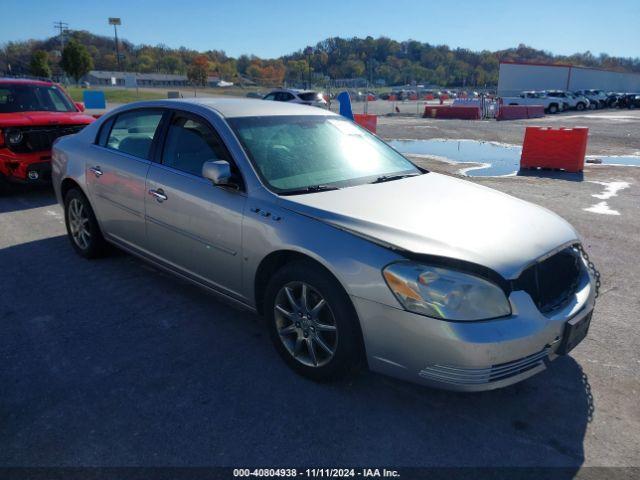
<box><xmin>6</xmin><ymin>129</ymin><xmax>23</xmax><ymax>145</ymax></box>
<box><xmin>382</xmin><ymin>261</ymin><xmax>511</xmax><ymax>321</ymax></box>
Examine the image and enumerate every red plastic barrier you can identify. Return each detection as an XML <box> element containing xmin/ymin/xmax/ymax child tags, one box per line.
<box><xmin>526</xmin><ymin>106</ymin><xmax>545</xmax><ymax>118</ymax></box>
<box><xmin>440</xmin><ymin>94</ymin><xmax>449</xmax><ymax>100</ymax></box>
<box><xmin>353</xmin><ymin>113</ymin><xmax>377</xmax><ymax>134</ymax></box>
<box><xmin>409</xmin><ymin>94</ymin><xmax>418</xmax><ymax>101</ymax></box>
<box><xmin>497</xmin><ymin>105</ymin><xmax>529</xmax><ymax>120</ymax></box>
<box><xmin>520</xmin><ymin>127</ymin><xmax>588</xmax><ymax>173</ymax></box>
<box><xmin>424</xmin><ymin>94</ymin><xmax>434</xmax><ymax>100</ymax></box>
<box><xmin>423</xmin><ymin>106</ymin><xmax>480</xmax><ymax>120</ymax></box>
<box><xmin>497</xmin><ymin>105</ymin><xmax>546</xmax><ymax>121</ymax></box>
<box><xmin>388</xmin><ymin>94</ymin><xmax>397</xmax><ymax>101</ymax></box>
<box><xmin>366</xmin><ymin>94</ymin><xmax>375</xmax><ymax>101</ymax></box>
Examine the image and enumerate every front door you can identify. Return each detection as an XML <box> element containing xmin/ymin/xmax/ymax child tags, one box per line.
<box><xmin>144</xmin><ymin>110</ymin><xmax>246</xmax><ymax>299</ymax></box>
<box><xmin>86</xmin><ymin>108</ymin><xmax>165</xmax><ymax>249</ymax></box>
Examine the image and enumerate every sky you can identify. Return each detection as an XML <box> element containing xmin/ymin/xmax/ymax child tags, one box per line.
<box><xmin>2</xmin><ymin>0</ymin><xmax>639</xmax><ymax>59</ymax></box>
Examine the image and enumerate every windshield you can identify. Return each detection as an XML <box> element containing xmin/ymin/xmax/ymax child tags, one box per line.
<box><xmin>0</xmin><ymin>84</ymin><xmax>76</xmax><ymax>113</ymax></box>
<box><xmin>228</xmin><ymin>115</ymin><xmax>420</xmax><ymax>193</ymax></box>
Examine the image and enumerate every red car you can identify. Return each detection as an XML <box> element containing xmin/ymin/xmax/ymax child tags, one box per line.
<box><xmin>0</xmin><ymin>78</ymin><xmax>95</xmax><ymax>189</ymax></box>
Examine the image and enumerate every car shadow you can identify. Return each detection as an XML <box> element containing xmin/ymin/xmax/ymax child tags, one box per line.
<box><xmin>0</xmin><ymin>236</ymin><xmax>591</xmax><ymax>474</ymax></box>
<box><xmin>517</xmin><ymin>169</ymin><xmax>584</xmax><ymax>182</ymax></box>
<box><xmin>0</xmin><ymin>185</ymin><xmax>57</xmax><ymax>213</ymax></box>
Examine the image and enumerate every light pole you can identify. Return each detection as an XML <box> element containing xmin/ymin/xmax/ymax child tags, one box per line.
<box><xmin>108</xmin><ymin>18</ymin><xmax>122</xmax><ymax>70</ymax></box>
<box><xmin>304</xmin><ymin>46</ymin><xmax>313</xmax><ymax>89</ymax></box>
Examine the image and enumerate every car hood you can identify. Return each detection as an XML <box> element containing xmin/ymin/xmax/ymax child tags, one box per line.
<box><xmin>0</xmin><ymin>111</ymin><xmax>94</xmax><ymax>128</ymax></box>
<box><xmin>278</xmin><ymin>172</ymin><xmax>579</xmax><ymax>279</ymax></box>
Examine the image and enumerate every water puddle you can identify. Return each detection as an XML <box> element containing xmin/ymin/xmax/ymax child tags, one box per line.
<box><xmin>388</xmin><ymin>139</ymin><xmax>640</xmax><ymax>177</ymax></box>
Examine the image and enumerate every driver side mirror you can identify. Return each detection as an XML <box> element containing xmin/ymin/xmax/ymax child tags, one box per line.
<box><xmin>202</xmin><ymin>160</ymin><xmax>235</xmax><ymax>188</ymax></box>
<box><xmin>75</xmin><ymin>102</ymin><xmax>86</xmax><ymax>112</ymax></box>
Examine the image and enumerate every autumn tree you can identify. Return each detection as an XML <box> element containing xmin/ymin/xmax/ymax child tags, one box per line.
<box><xmin>61</xmin><ymin>39</ymin><xmax>94</xmax><ymax>83</ymax></box>
<box><xmin>187</xmin><ymin>55</ymin><xmax>209</xmax><ymax>86</ymax></box>
<box><xmin>30</xmin><ymin>50</ymin><xmax>51</xmax><ymax>78</ymax></box>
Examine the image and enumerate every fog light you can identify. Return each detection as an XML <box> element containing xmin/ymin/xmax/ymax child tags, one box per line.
<box><xmin>28</xmin><ymin>171</ymin><xmax>39</xmax><ymax>180</ymax></box>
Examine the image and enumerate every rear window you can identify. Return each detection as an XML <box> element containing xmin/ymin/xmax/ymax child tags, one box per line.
<box><xmin>298</xmin><ymin>92</ymin><xmax>320</xmax><ymax>101</ymax></box>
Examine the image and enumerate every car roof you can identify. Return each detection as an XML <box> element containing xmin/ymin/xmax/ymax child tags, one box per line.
<box><xmin>0</xmin><ymin>77</ymin><xmax>54</xmax><ymax>86</ymax></box>
<box><xmin>139</xmin><ymin>97</ymin><xmax>336</xmax><ymax>118</ymax></box>
<box><xmin>268</xmin><ymin>88</ymin><xmax>318</xmax><ymax>94</ymax></box>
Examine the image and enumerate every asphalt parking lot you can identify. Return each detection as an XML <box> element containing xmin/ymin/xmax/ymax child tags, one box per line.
<box><xmin>1</xmin><ymin>114</ymin><xmax>639</xmax><ymax>473</ymax></box>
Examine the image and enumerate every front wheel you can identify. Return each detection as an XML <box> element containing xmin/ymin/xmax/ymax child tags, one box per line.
<box><xmin>576</xmin><ymin>102</ymin><xmax>585</xmax><ymax>111</ymax></box>
<box><xmin>548</xmin><ymin>104</ymin><xmax>559</xmax><ymax>114</ymax></box>
<box><xmin>64</xmin><ymin>188</ymin><xmax>110</xmax><ymax>258</ymax></box>
<box><xmin>264</xmin><ymin>261</ymin><xmax>363</xmax><ymax>381</ymax></box>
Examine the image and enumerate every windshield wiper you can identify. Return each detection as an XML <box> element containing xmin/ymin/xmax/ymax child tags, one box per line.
<box><xmin>371</xmin><ymin>173</ymin><xmax>421</xmax><ymax>184</ymax></box>
<box><xmin>279</xmin><ymin>185</ymin><xmax>340</xmax><ymax>196</ymax></box>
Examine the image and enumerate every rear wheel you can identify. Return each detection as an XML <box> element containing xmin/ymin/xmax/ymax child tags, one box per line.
<box><xmin>64</xmin><ymin>189</ymin><xmax>110</xmax><ymax>258</ymax></box>
<box><xmin>576</xmin><ymin>102</ymin><xmax>585</xmax><ymax>111</ymax></box>
<box><xmin>548</xmin><ymin>104</ymin><xmax>559</xmax><ymax>114</ymax></box>
<box><xmin>264</xmin><ymin>261</ymin><xmax>363</xmax><ymax>381</ymax></box>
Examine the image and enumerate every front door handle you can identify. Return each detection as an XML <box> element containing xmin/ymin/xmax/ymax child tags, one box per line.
<box><xmin>148</xmin><ymin>188</ymin><xmax>167</xmax><ymax>202</ymax></box>
<box><xmin>89</xmin><ymin>166</ymin><xmax>103</xmax><ymax>177</ymax></box>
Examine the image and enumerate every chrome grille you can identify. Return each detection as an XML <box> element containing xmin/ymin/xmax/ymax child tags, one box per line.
<box><xmin>419</xmin><ymin>348</ymin><xmax>549</xmax><ymax>385</ymax></box>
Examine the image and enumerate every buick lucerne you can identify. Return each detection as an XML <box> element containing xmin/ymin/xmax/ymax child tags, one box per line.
<box><xmin>52</xmin><ymin>98</ymin><xmax>597</xmax><ymax>391</ymax></box>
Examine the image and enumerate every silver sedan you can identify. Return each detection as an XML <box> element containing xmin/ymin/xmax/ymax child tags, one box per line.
<box><xmin>52</xmin><ymin>98</ymin><xmax>597</xmax><ymax>391</ymax></box>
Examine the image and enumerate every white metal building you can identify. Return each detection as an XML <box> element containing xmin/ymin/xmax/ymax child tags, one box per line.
<box><xmin>497</xmin><ymin>61</ymin><xmax>640</xmax><ymax>96</ymax></box>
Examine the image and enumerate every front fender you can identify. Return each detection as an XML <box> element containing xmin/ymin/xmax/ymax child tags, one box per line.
<box><xmin>241</xmin><ymin>199</ymin><xmax>404</xmax><ymax>310</ymax></box>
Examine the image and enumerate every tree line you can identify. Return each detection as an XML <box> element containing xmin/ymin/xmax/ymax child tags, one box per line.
<box><xmin>2</xmin><ymin>30</ymin><xmax>640</xmax><ymax>88</ymax></box>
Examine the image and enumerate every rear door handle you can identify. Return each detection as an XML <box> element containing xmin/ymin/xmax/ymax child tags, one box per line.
<box><xmin>89</xmin><ymin>166</ymin><xmax>103</xmax><ymax>177</ymax></box>
<box><xmin>148</xmin><ymin>188</ymin><xmax>167</xmax><ymax>202</ymax></box>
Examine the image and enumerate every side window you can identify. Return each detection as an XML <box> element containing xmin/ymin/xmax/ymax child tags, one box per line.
<box><xmin>264</xmin><ymin>93</ymin><xmax>276</xmax><ymax>101</ymax></box>
<box><xmin>161</xmin><ymin>114</ymin><xmax>231</xmax><ymax>177</ymax></box>
<box><xmin>283</xmin><ymin>93</ymin><xmax>295</xmax><ymax>101</ymax></box>
<box><xmin>106</xmin><ymin>110</ymin><xmax>163</xmax><ymax>160</ymax></box>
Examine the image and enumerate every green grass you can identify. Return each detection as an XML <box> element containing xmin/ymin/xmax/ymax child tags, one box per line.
<box><xmin>65</xmin><ymin>87</ymin><xmax>166</xmax><ymax>104</ymax></box>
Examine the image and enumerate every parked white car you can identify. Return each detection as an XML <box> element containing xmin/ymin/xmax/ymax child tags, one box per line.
<box><xmin>574</xmin><ymin>90</ymin><xmax>607</xmax><ymax>109</ymax></box>
<box><xmin>500</xmin><ymin>91</ymin><xmax>564</xmax><ymax>114</ymax></box>
<box><xmin>544</xmin><ymin>90</ymin><xmax>590</xmax><ymax>111</ymax></box>
<box><xmin>263</xmin><ymin>89</ymin><xmax>327</xmax><ymax>108</ymax></box>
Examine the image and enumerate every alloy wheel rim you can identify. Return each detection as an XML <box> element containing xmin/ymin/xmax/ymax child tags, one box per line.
<box><xmin>68</xmin><ymin>198</ymin><xmax>91</xmax><ymax>250</ymax></box>
<box><xmin>274</xmin><ymin>281</ymin><xmax>338</xmax><ymax>367</ymax></box>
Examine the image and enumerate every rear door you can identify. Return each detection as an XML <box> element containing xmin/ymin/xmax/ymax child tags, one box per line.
<box><xmin>144</xmin><ymin>109</ymin><xmax>246</xmax><ymax>298</ymax></box>
<box><xmin>87</xmin><ymin>108</ymin><xmax>166</xmax><ymax>249</ymax></box>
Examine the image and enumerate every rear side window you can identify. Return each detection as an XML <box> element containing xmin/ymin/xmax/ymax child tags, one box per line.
<box><xmin>106</xmin><ymin>110</ymin><xmax>163</xmax><ymax>160</ymax></box>
<box><xmin>96</xmin><ymin>117</ymin><xmax>115</xmax><ymax>146</ymax></box>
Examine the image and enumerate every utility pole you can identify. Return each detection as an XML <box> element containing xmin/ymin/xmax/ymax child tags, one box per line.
<box><xmin>304</xmin><ymin>46</ymin><xmax>313</xmax><ymax>90</ymax></box>
<box><xmin>53</xmin><ymin>21</ymin><xmax>69</xmax><ymax>52</ymax></box>
<box><xmin>108</xmin><ymin>18</ymin><xmax>122</xmax><ymax>70</ymax></box>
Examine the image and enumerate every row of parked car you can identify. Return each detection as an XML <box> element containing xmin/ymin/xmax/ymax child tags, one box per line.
<box><xmin>501</xmin><ymin>89</ymin><xmax>640</xmax><ymax>114</ymax></box>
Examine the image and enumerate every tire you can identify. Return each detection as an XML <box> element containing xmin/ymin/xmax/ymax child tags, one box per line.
<box><xmin>64</xmin><ymin>188</ymin><xmax>110</xmax><ymax>259</ymax></box>
<box><xmin>576</xmin><ymin>102</ymin><xmax>585</xmax><ymax>111</ymax></box>
<box><xmin>264</xmin><ymin>260</ymin><xmax>363</xmax><ymax>381</ymax></box>
<box><xmin>0</xmin><ymin>174</ymin><xmax>11</xmax><ymax>196</ymax></box>
<box><xmin>548</xmin><ymin>104</ymin><xmax>558</xmax><ymax>114</ymax></box>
